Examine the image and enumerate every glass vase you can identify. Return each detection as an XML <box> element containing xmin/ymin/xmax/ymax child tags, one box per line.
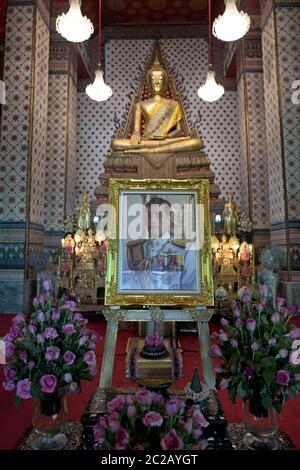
<box><xmin>242</xmin><ymin>399</ymin><xmax>279</xmax><ymax>450</ymax></box>
<box><xmin>32</xmin><ymin>392</ymin><xmax>68</xmax><ymax>450</ymax></box>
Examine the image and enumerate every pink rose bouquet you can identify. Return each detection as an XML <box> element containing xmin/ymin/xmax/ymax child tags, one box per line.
<box><xmin>94</xmin><ymin>389</ymin><xmax>208</xmax><ymax>450</ymax></box>
<box><xmin>2</xmin><ymin>281</ymin><xmax>100</xmax><ymax>404</ymax></box>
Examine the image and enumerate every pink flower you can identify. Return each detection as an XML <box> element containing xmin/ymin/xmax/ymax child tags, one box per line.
<box><xmin>276</xmin><ymin>297</ymin><xmax>285</xmax><ymax>307</ymax></box>
<box><xmin>218</xmin><ymin>329</ymin><xmax>228</xmax><ymax>341</ymax></box>
<box><xmin>16</xmin><ymin>379</ymin><xmax>32</xmax><ymax>399</ymax></box>
<box><xmin>4</xmin><ymin>368</ymin><xmax>16</xmax><ymax>380</ymax></box>
<box><xmin>9</xmin><ymin>325</ymin><xmax>21</xmax><ymax>339</ymax></box>
<box><xmin>214</xmin><ymin>366</ymin><xmax>224</xmax><ymax>374</ymax></box>
<box><xmin>276</xmin><ymin>370</ymin><xmax>290</xmax><ymax>386</ymax></box>
<box><xmin>90</xmin><ymin>364</ymin><xmax>97</xmax><ymax>376</ymax></box>
<box><xmin>42</xmin><ymin>279</ymin><xmax>51</xmax><ymax>291</ymax></box>
<box><xmin>63</xmin><ymin>300</ymin><xmax>77</xmax><ymax>311</ymax></box>
<box><xmin>39</xmin><ymin>374</ymin><xmax>57</xmax><ymax>394</ymax></box>
<box><xmin>37</xmin><ymin>312</ymin><xmax>45</xmax><ymax>322</ymax></box>
<box><xmin>208</xmin><ymin>345</ymin><xmax>223</xmax><ymax>358</ymax></box>
<box><xmin>18</xmin><ymin>351</ymin><xmax>27</xmax><ymax>362</ymax></box>
<box><xmin>107</xmin><ymin>396</ymin><xmax>125</xmax><ymax>413</ymax></box>
<box><xmin>45</xmin><ymin>347</ymin><xmax>60</xmax><ymax>361</ymax></box>
<box><xmin>246</xmin><ymin>318</ymin><xmax>256</xmax><ymax>332</ymax></box>
<box><xmin>63</xmin><ymin>350</ymin><xmax>76</xmax><ymax>365</ymax></box>
<box><xmin>271</xmin><ymin>312</ymin><xmax>280</xmax><ymax>324</ymax></box>
<box><xmin>4</xmin><ymin>341</ymin><xmax>15</xmax><ymax>358</ymax></box>
<box><xmin>3</xmin><ymin>381</ymin><xmax>15</xmax><ymax>391</ymax></box>
<box><xmin>94</xmin><ymin>425</ymin><xmax>106</xmax><ymax>444</ymax></box>
<box><xmin>62</xmin><ymin>323</ymin><xmax>76</xmax><ymax>335</ymax></box>
<box><xmin>183</xmin><ymin>418</ymin><xmax>193</xmax><ymax>434</ymax></box>
<box><xmin>235</xmin><ymin>318</ymin><xmax>243</xmax><ymax>328</ymax></box>
<box><xmin>151</xmin><ymin>392</ymin><xmax>164</xmax><ymax>407</ymax></box>
<box><xmin>64</xmin><ymin>373</ymin><xmax>72</xmax><ymax>383</ymax></box>
<box><xmin>13</xmin><ymin>313</ymin><xmax>25</xmax><ymax>325</ymax></box>
<box><xmin>268</xmin><ymin>337</ymin><xmax>276</xmax><ymax>346</ymax></box>
<box><xmin>165</xmin><ymin>397</ymin><xmax>185</xmax><ymax>416</ymax></box>
<box><xmin>251</xmin><ymin>342</ymin><xmax>259</xmax><ymax>351</ymax></box>
<box><xmin>289</xmin><ymin>305</ymin><xmax>298</xmax><ymax>317</ymax></box>
<box><xmin>220</xmin><ymin>317</ymin><xmax>229</xmax><ymax>327</ymax></box>
<box><xmin>79</xmin><ymin>335</ymin><xmax>88</xmax><ymax>346</ymax></box>
<box><xmin>192</xmin><ymin>410</ymin><xmax>209</xmax><ymax>428</ymax></box>
<box><xmin>127</xmin><ymin>405</ymin><xmax>137</xmax><ymax>418</ymax></box>
<box><xmin>230</xmin><ymin>338</ymin><xmax>238</xmax><ymax>348</ymax></box>
<box><xmin>295</xmin><ymin>374</ymin><xmax>300</xmax><ymax>382</ymax></box>
<box><xmin>125</xmin><ymin>394</ymin><xmax>134</xmax><ymax>405</ymax></box>
<box><xmin>36</xmin><ymin>334</ymin><xmax>45</xmax><ymax>344</ymax></box>
<box><xmin>51</xmin><ymin>309</ymin><xmax>60</xmax><ymax>321</ymax></box>
<box><xmin>219</xmin><ymin>378</ymin><xmax>229</xmax><ymax>390</ymax></box>
<box><xmin>290</xmin><ymin>328</ymin><xmax>300</xmax><ymax>340</ymax></box>
<box><xmin>133</xmin><ymin>444</ymin><xmax>144</xmax><ymax>450</ymax></box>
<box><xmin>136</xmin><ymin>388</ymin><xmax>153</xmax><ymax>406</ymax></box>
<box><xmin>192</xmin><ymin>428</ymin><xmax>203</xmax><ymax>439</ymax></box>
<box><xmin>278</xmin><ymin>349</ymin><xmax>288</xmax><ymax>358</ymax></box>
<box><xmin>83</xmin><ymin>350</ymin><xmax>96</xmax><ymax>365</ymax></box>
<box><xmin>259</xmin><ymin>284</ymin><xmax>268</xmax><ymax>298</ymax></box>
<box><xmin>116</xmin><ymin>427</ymin><xmax>130</xmax><ymax>447</ymax></box>
<box><xmin>160</xmin><ymin>429</ymin><xmax>184</xmax><ymax>450</ymax></box>
<box><xmin>43</xmin><ymin>327</ymin><xmax>58</xmax><ymax>339</ymax></box>
<box><xmin>143</xmin><ymin>411</ymin><xmax>163</xmax><ymax>427</ymax></box>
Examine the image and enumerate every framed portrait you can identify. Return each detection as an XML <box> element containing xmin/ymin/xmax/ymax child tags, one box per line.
<box><xmin>104</xmin><ymin>178</ymin><xmax>214</xmax><ymax>307</ymax></box>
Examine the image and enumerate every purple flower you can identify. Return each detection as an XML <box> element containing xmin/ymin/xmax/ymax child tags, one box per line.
<box><xmin>220</xmin><ymin>317</ymin><xmax>229</xmax><ymax>327</ymax></box>
<box><xmin>143</xmin><ymin>411</ymin><xmax>163</xmax><ymax>427</ymax></box>
<box><xmin>116</xmin><ymin>428</ymin><xmax>130</xmax><ymax>448</ymax></box>
<box><xmin>278</xmin><ymin>349</ymin><xmax>288</xmax><ymax>358</ymax></box>
<box><xmin>166</xmin><ymin>397</ymin><xmax>185</xmax><ymax>416</ymax></box>
<box><xmin>209</xmin><ymin>344</ymin><xmax>223</xmax><ymax>358</ymax></box>
<box><xmin>230</xmin><ymin>338</ymin><xmax>238</xmax><ymax>348</ymax></box>
<box><xmin>3</xmin><ymin>381</ymin><xmax>15</xmax><ymax>391</ymax></box>
<box><xmin>242</xmin><ymin>293</ymin><xmax>251</xmax><ymax>304</ymax></box>
<box><xmin>136</xmin><ymin>389</ymin><xmax>153</xmax><ymax>406</ymax></box>
<box><xmin>289</xmin><ymin>305</ymin><xmax>298</xmax><ymax>317</ymax></box>
<box><xmin>290</xmin><ymin>329</ymin><xmax>300</xmax><ymax>340</ymax></box>
<box><xmin>79</xmin><ymin>335</ymin><xmax>88</xmax><ymax>346</ymax></box>
<box><xmin>151</xmin><ymin>392</ymin><xmax>164</xmax><ymax>407</ymax></box>
<box><xmin>90</xmin><ymin>364</ymin><xmax>97</xmax><ymax>376</ymax></box>
<box><xmin>63</xmin><ymin>300</ymin><xmax>77</xmax><ymax>311</ymax></box>
<box><xmin>42</xmin><ymin>279</ymin><xmax>51</xmax><ymax>291</ymax></box>
<box><xmin>39</xmin><ymin>374</ymin><xmax>57</xmax><ymax>394</ymax></box>
<box><xmin>251</xmin><ymin>342</ymin><xmax>259</xmax><ymax>351</ymax></box>
<box><xmin>4</xmin><ymin>367</ymin><xmax>16</xmax><ymax>379</ymax></box>
<box><xmin>235</xmin><ymin>318</ymin><xmax>243</xmax><ymax>328</ymax></box>
<box><xmin>51</xmin><ymin>309</ymin><xmax>60</xmax><ymax>321</ymax></box>
<box><xmin>276</xmin><ymin>370</ymin><xmax>290</xmax><ymax>386</ymax></box>
<box><xmin>18</xmin><ymin>351</ymin><xmax>27</xmax><ymax>362</ymax></box>
<box><xmin>233</xmin><ymin>308</ymin><xmax>241</xmax><ymax>318</ymax></box>
<box><xmin>28</xmin><ymin>324</ymin><xmax>36</xmax><ymax>334</ymax></box>
<box><xmin>63</xmin><ymin>350</ymin><xmax>76</xmax><ymax>365</ymax></box>
<box><xmin>45</xmin><ymin>347</ymin><xmax>60</xmax><ymax>361</ymax></box>
<box><xmin>231</xmin><ymin>300</ymin><xmax>237</xmax><ymax>310</ymax></box>
<box><xmin>183</xmin><ymin>418</ymin><xmax>193</xmax><ymax>434</ymax></box>
<box><xmin>62</xmin><ymin>323</ymin><xmax>76</xmax><ymax>335</ymax></box>
<box><xmin>16</xmin><ymin>379</ymin><xmax>32</xmax><ymax>399</ymax></box>
<box><xmin>214</xmin><ymin>366</ymin><xmax>224</xmax><ymax>374</ymax></box>
<box><xmin>83</xmin><ymin>350</ymin><xmax>96</xmax><ymax>365</ymax></box>
<box><xmin>74</xmin><ymin>312</ymin><xmax>84</xmax><ymax>322</ymax></box>
<box><xmin>192</xmin><ymin>409</ymin><xmax>209</xmax><ymax>427</ymax></box>
<box><xmin>295</xmin><ymin>374</ymin><xmax>300</xmax><ymax>382</ymax></box>
<box><xmin>107</xmin><ymin>396</ymin><xmax>125</xmax><ymax>413</ymax></box>
<box><xmin>37</xmin><ymin>311</ymin><xmax>45</xmax><ymax>322</ymax></box>
<box><xmin>244</xmin><ymin>365</ymin><xmax>254</xmax><ymax>379</ymax></box>
<box><xmin>268</xmin><ymin>337</ymin><xmax>277</xmax><ymax>346</ymax></box>
<box><xmin>219</xmin><ymin>378</ymin><xmax>229</xmax><ymax>390</ymax></box>
<box><xmin>43</xmin><ymin>327</ymin><xmax>58</xmax><ymax>340</ymax></box>
<box><xmin>13</xmin><ymin>313</ymin><xmax>25</xmax><ymax>325</ymax></box>
<box><xmin>36</xmin><ymin>334</ymin><xmax>45</xmax><ymax>344</ymax></box>
<box><xmin>9</xmin><ymin>325</ymin><xmax>21</xmax><ymax>339</ymax></box>
<box><xmin>64</xmin><ymin>373</ymin><xmax>72</xmax><ymax>384</ymax></box>
<box><xmin>218</xmin><ymin>330</ymin><xmax>228</xmax><ymax>342</ymax></box>
<box><xmin>28</xmin><ymin>361</ymin><xmax>35</xmax><ymax>370</ymax></box>
<box><xmin>256</xmin><ymin>302</ymin><xmax>264</xmax><ymax>313</ymax></box>
<box><xmin>246</xmin><ymin>318</ymin><xmax>256</xmax><ymax>332</ymax></box>
<box><xmin>259</xmin><ymin>284</ymin><xmax>268</xmax><ymax>298</ymax></box>
<box><xmin>127</xmin><ymin>405</ymin><xmax>137</xmax><ymax>418</ymax></box>
<box><xmin>276</xmin><ymin>297</ymin><xmax>285</xmax><ymax>307</ymax></box>
<box><xmin>271</xmin><ymin>312</ymin><xmax>280</xmax><ymax>324</ymax></box>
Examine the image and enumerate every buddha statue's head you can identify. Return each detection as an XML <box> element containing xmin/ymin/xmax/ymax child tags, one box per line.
<box><xmin>147</xmin><ymin>49</ymin><xmax>167</xmax><ymax>97</ymax></box>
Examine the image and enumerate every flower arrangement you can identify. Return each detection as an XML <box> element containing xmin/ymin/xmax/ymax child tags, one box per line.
<box><xmin>210</xmin><ymin>285</ymin><xmax>300</xmax><ymax>414</ymax></box>
<box><xmin>144</xmin><ymin>332</ymin><xmax>164</xmax><ymax>348</ymax></box>
<box><xmin>93</xmin><ymin>389</ymin><xmax>209</xmax><ymax>450</ymax></box>
<box><xmin>237</xmin><ymin>212</ymin><xmax>252</xmax><ymax>234</ymax></box>
<box><xmin>214</xmin><ymin>286</ymin><xmax>228</xmax><ymax>302</ymax></box>
<box><xmin>2</xmin><ymin>281</ymin><xmax>100</xmax><ymax>403</ymax></box>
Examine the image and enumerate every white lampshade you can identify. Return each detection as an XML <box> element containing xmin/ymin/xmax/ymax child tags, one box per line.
<box><xmin>56</xmin><ymin>0</ymin><xmax>94</xmax><ymax>43</ymax></box>
<box><xmin>213</xmin><ymin>0</ymin><xmax>250</xmax><ymax>42</ymax></box>
<box><xmin>198</xmin><ymin>69</ymin><xmax>225</xmax><ymax>102</ymax></box>
<box><xmin>86</xmin><ymin>67</ymin><xmax>113</xmax><ymax>102</ymax></box>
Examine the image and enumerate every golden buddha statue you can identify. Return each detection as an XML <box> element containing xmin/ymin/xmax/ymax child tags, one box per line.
<box><xmin>112</xmin><ymin>49</ymin><xmax>202</xmax><ymax>154</ymax></box>
<box><xmin>223</xmin><ymin>193</ymin><xmax>238</xmax><ymax>237</ymax></box>
<box><xmin>77</xmin><ymin>192</ymin><xmax>91</xmax><ymax>232</ymax></box>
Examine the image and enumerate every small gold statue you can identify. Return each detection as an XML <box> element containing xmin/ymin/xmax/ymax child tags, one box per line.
<box><xmin>223</xmin><ymin>193</ymin><xmax>238</xmax><ymax>237</ymax></box>
<box><xmin>77</xmin><ymin>192</ymin><xmax>91</xmax><ymax>232</ymax></box>
<box><xmin>112</xmin><ymin>47</ymin><xmax>202</xmax><ymax>154</ymax></box>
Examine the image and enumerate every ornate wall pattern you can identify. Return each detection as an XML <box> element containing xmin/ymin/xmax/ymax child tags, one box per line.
<box><xmin>75</xmin><ymin>38</ymin><xmax>243</xmax><ymax>209</ymax></box>
<box><xmin>261</xmin><ymin>10</ymin><xmax>285</xmax><ymax>225</ymax></box>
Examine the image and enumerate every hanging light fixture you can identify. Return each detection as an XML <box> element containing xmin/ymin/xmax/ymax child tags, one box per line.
<box><xmin>56</xmin><ymin>0</ymin><xmax>94</xmax><ymax>43</ymax></box>
<box><xmin>213</xmin><ymin>0</ymin><xmax>250</xmax><ymax>42</ymax></box>
<box><xmin>86</xmin><ymin>0</ymin><xmax>113</xmax><ymax>102</ymax></box>
<box><xmin>198</xmin><ymin>0</ymin><xmax>224</xmax><ymax>103</ymax></box>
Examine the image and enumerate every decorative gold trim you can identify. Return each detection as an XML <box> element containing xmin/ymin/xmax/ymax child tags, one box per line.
<box><xmin>241</xmin><ymin>39</ymin><xmax>253</xmax><ymax>221</ymax></box>
<box><xmin>25</xmin><ymin>0</ymin><xmax>38</xmax><ymax>280</ymax></box>
<box><xmin>105</xmin><ymin>178</ymin><xmax>214</xmax><ymax>307</ymax></box>
<box><xmin>273</xmin><ymin>6</ymin><xmax>291</xmax><ymax>280</ymax></box>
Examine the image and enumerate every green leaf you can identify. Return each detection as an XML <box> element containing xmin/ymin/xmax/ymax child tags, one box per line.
<box><xmin>237</xmin><ymin>381</ymin><xmax>247</xmax><ymax>399</ymax></box>
<box><xmin>263</xmin><ymin>368</ymin><xmax>275</xmax><ymax>386</ymax></box>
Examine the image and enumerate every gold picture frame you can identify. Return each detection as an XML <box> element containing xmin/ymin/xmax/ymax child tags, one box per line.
<box><xmin>105</xmin><ymin>178</ymin><xmax>214</xmax><ymax>307</ymax></box>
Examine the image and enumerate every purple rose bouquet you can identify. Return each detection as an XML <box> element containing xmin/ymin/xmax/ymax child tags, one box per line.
<box><xmin>93</xmin><ymin>389</ymin><xmax>209</xmax><ymax>450</ymax></box>
<box><xmin>2</xmin><ymin>281</ymin><xmax>100</xmax><ymax>404</ymax></box>
<box><xmin>210</xmin><ymin>285</ymin><xmax>300</xmax><ymax>414</ymax></box>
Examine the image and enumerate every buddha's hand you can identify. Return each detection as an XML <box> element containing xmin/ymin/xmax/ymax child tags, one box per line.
<box><xmin>130</xmin><ymin>131</ymin><xmax>141</xmax><ymax>145</ymax></box>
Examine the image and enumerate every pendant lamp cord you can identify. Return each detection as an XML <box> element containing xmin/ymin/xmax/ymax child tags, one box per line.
<box><xmin>208</xmin><ymin>0</ymin><xmax>212</xmax><ymax>66</ymax></box>
<box><xmin>98</xmin><ymin>0</ymin><xmax>102</xmax><ymax>67</ymax></box>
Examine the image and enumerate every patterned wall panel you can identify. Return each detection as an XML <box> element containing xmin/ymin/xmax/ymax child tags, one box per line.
<box><xmin>237</xmin><ymin>76</ymin><xmax>250</xmax><ymax>215</ymax></box>
<box><xmin>276</xmin><ymin>7</ymin><xmax>300</xmax><ymax>221</ymax></box>
<box><xmin>44</xmin><ymin>73</ymin><xmax>68</xmax><ymax>231</ymax></box>
<box><xmin>66</xmin><ymin>75</ymin><xmax>78</xmax><ymax>217</ymax></box>
<box><xmin>261</xmin><ymin>11</ymin><xmax>285</xmax><ymax>225</ymax></box>
<box><xmin>0</xmin><ymin>5</ymin><xmax>34</xmax><ymax>221</ymax></box>
<box><xmin>29</xmin><ymin>9</ymin><xmax>49</xmax><ymax>226</ymax></box>
<box><xmin>75</xmin><ymin>38</ymin><xmax>243</xmax><ymax>209</ymax></box>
